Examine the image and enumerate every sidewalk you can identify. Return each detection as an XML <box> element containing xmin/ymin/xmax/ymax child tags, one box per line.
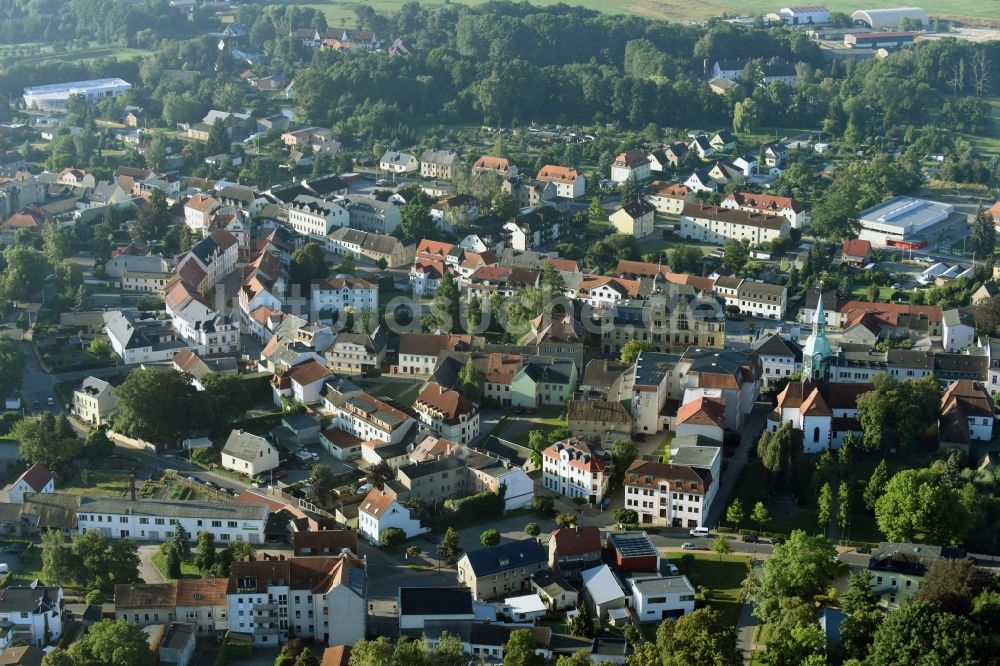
<box><xmin>704</xmin><ymin>404</ymin><xmax>769</xmax><ymax>528</ymax></box>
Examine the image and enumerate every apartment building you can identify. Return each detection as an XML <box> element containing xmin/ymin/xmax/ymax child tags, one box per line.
<box><xmin>679</xmin><ymin>202</ymin><xmax>789</xmax><ymax>245</ymax></box>
<box><xmin>623</xmin><ymin>459</ymin><xmax>710</xmax><ymax>529</ymax></box>
<box><xmin>413</xmin><ymin>382</ymin><xmax>480</xmax><ymax>445</ymax></box>
<box><xmin>286</xmin><ymin>195</ymin><xmax>348</xmax><ymax>237</ymax></box>
<box><xmin>457</xmin><ymin>539</ymin><xmax>547</xmax><ymax>601</ymax></box>
<box><xmin>310</xmin><ymin>277</ymin><xmax>378</xmax><ymax>324</ymax></box>
<box><xmin>541</xmin><ymin>439</ymin><xmax>609</xmax><ymax>504</ymax></box>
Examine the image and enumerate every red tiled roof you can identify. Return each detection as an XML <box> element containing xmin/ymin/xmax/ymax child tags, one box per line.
<box><xmin>8</xmin><ymin>463</ymin><xmax>54</xmax><ymax>493</ymax></box>
<box><xmin>676</xmin><ymin>397</ymin><xmax>726</xmax><ymax>428</ymax></box>
<box><xmin>841</xmin><ymin>239</ymin><xmax>872</xmax><ymax>258</ymax></box>
<box><xmin>185</xmin><ymin>194</ymin><xmax>219</xmax><ymax>212</ymax></box>
<box><xmin>537</xmin><ymin>165</ymin><xmax>580</xmax><ymax>184</ymax></box>
<box><xmin>615</xmin><ymin>259</ymin><xmax>670</xmax><ymax>279</ymax></box>
<box><xmin>286</xmin><ymin>359</ymin><xmax>334</xmax><ymax>386</ymax></box>
<box><xmin>551</xmin><ymin>525</ymin><xmax>602</xmax><ymax>556</ymax></box>
<box><xmin>415</xmin><ymin>382</ymin><xmax>478</xmax><ymax>422</ymax></box>
<box><xmin>473</xmin><ymin>156</ymin><xmax>511</xmax><ymax>172</ymax></box>
<box><xmin>726</xmin><ymin>191</ymin><xmax>804</xmax><ymax>214</ymax></box>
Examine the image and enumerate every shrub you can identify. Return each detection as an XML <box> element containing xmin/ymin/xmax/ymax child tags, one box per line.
<box><xmin>380</xmin><ymin>527</ymin><xmax>406</xmax><ymax>547</ymax></box>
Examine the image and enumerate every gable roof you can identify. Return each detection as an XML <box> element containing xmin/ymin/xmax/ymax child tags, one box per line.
<box><xmin>551</xmin><ymin>525</ymin><xmax>602</xmax><ymax>556</ymax></box>
<box><xmin>221</xmin><ymin>429</ymin><xmax>270</xmax><ymax>463</ymax></box>
<box><xmin>7</xmin><ymin>463</ymin><xmax>55</xmax><ymax>494</ymax></box>
<box><xmin>841</xmin><ymin>238</ymin><xmax>872</xmax><ymax>258</ymax></box>
<box><xmin>415</xmin><ymin>382</ymin><xmax>478</xmax><ymax>422</ymax></box>
<box><xmin>536</xmin><ymin>165</ymin><xmax>580</xmax><ymax>184</ymax></box>
<box><xmin>462</xmin><ymin>538</ymin><xmax>547</xmax><ymax>577</ymax></box>
<box><xmin>726</xmin><ymin>191</ymin><xmax>803</xmax><ymax>214</ymax></box>
<box><xmin>675</xmin><ymin>396</ymin><xmax>726</xmax><ymax>428</ymax></box>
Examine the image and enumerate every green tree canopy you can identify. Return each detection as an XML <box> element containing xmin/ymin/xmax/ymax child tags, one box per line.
<box><xmin>112</xmin><ymin>368</ymin><xmax>201</xmax><ymax>443</ymax></box>
<box><xmin>866</xmin><ymin>601</ymin><xmax>985</xmax><ymax>666</ymax></box>
<box><xmin>68</xmin><ymin>619</ymin><xmax>157</xmax><ymax>666</ymax></box>
<box><xmin>749</xmin><ymin>530</ymin><xmax>838</xmax><ymax>622</ymax></box>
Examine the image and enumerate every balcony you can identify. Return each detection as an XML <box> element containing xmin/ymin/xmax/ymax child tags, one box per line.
<box><xmin>254</xmin><ymin>614</ymin><xmax>278</xmax><ymax>623</ymax></box>
<box><xmin>253</xmin><ymin>603</ymin><xmax>277</xmax><ymax>612</ymax></box>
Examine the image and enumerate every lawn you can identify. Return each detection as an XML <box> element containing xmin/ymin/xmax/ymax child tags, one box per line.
<box><xmin>962</xmin><ymin>98</ymin><xmax>1000</xmax><ymax>158</ymax></box>
<box><xmin>849</xmin><ymin>285</ymin><xmax>910</xmax><ymax>302</ymax></box>
<box><xmin>373</xmin><ymin>381</ymin><xmax>422</xmax><ymax>405</ymax></box>
<box><xmin>4</xmin><ymin>542</ymin><xmax>45</xmax><ymax>587</ymax></box>
<box><xmin>651</xmin><ymin>432</ymin><xmax>674</xmax><ymax>462</ymax></box>
<box><xmin>664</xmin><ymin>552</ymin><xmax>751</xmax><ymax>628</ymax></box>
<box><xmin>60</xmin><ymin>469</ymin><xmax>130</xmax><ymax>497</ymax></box>
<box><xmin>152</xmin><ymin>550</ymin><xmax>202</xmax><ymax>581</ymax></box>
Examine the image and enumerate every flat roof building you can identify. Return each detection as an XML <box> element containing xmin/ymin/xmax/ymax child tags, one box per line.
<box><xmin>24</xmin><ymin>78</ymin><xmax>132</xmax><ymax>112</ymax></box>
<box><xmin>857</xmin><ymin>196</ymin><xmax>954</xmax><ymax>249</ymax></box>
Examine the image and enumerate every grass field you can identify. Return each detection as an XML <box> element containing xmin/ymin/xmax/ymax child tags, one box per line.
<box><xmin>152</xmin><ymin>550</ymin><xmax>202</xmax><ymax>581</ymax></box>
<box><xmin>0</xmin><ymin>42</ymin><xmax>151</xmax><ymax>65</ymax></box>
<box><xmin>665</xmin><ymin>551</ymin><xmax>751</xmax><ymax>627</ymax></box>
<box><xmin>962</xmin><ymin>98</ymin><xmax>1000</xmax><ymax>157</ymax></box>
<box><xmin>60</xmin><ymin>469</ymin><xmax>130</xmax><ymax>497</ymax></box>
<box><xmin>295</xmin><ymin>0</ymin><xmax>999</xmax><ymax>25</ymax></box>
<box><xmin>374</xmin><ymin>381</ymin><xmax>422</xmax><ymax>405</ymax></box>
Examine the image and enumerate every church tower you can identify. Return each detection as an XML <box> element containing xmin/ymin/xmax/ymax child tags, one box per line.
<box><xmin>802</xmin><ymin>296</ymin><xmax>832</xmax><ymax>381</ymax></box>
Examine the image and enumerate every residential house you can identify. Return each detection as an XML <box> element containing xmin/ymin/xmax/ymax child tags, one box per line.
<box><xmin>165</xmin><ymin>281</ymin><xmax>240</xmax><ymax>355</ymax></box>
<box><xmin>688</xmin><ymin>135</ymin><xmax>713</xmax><ymax>160</ymax></box>
<box><xmin>184</xmin><ymin>194</ymin><xmax>220</xmax><ymax>235</ymax></box>
<box><xmin>541</xmin><ymin>438</ymin><xmax>609</xmax><ymax>504</ymax></box>
<box><xmin>680</xmin><ymin>202</ymin><xmax>789</xmax><ymax>245</ymax></box>
<box><xmin>530</xmin><ymin>570</ymin><xmax>578</xmax><ymax>611</ymax></box>
<box><xmin>397</xmin><ymin>333</ymin><xmax>475</xmax><ymax>377</ymax></box>
<box><xmin>432</xmin><ymin>351</ymin><xmax>522</xmax><ymax>407</ymax></box>
<box><xmin>327</xmin><ymin>389</ymin><xmax>416</xmax><ymax>445</ymax></box>
<box><xmin>310</xmin><ymin>277</ymin><xmax>378</xmax><ymax>325</ymax></box>
<box><xmin>456</xmin><ymin>539</ymin><xmax>548</xmax><ymax>601</ymax></box>
<box><xmin>291</xmin><ymin>530</ymin><xmax>358</xmax><ymax>557</ymax></box>
<box><xmin>763</xmin><ymin>142</ymin><xmax>790</xmax><ymax>167</ymax></box>
<box><xmin>380</xmin><ymin>151</ymin><xmax>418</xmax><ymax>174</ymax></box>
<box><xmin>674</xmin><ymin>397</ymin><xmax>726</xmax><ymax>441</ymax></box>
<box><xmin>609</xmin><ymin>201</ymin><xmax>656</xmax><ymax>238</ymax></box>
<box><xmin>548</xmin><ymin>525</ymin><xmax>602</xmax><ymax>573</ymax></box>
<box><xmin>663</xmin><ymin>142</ymin><xmax>690</xmax><ymax>167</ymax></box>
<box><xmin>580</xmin><ymin>565</ymin><xmax>627</xmax><ymax>620</ymax></box>
<box><xmin>325</xmin><ymin>327</ymin><xmax>387</xmax><ymax>376</ymax></box>
<box><xmin>103</xmin><ymin>310</ymin><xmax>184</xmax><ymax>364</ymax></box>
<box><xmin>319</xmin><ymin>428</ymin><xmax>364</xmax><ymax>461</ymax></box>
<box><xmin>357</xmin><ymin>488</ymin><xmax>426</xmax><ymax>543</ymax></box>
<box><xmin>610</xmin><ymin>150</ymin><xmax>650</xmax><ymax>184</ymax></box>
<box><xmin>115</xmin><ymin>584</ymin><xmax>177</xmax><ymax>632</ymax></box>
<box><xmin>940</xmin><ymin>379</ymin><xmax>995</xmax><ymax>446</ymax></box>
<box><xmin>501</xmin><ymin>177</ymin><xmax>557</xmax><ymax>209</ymax></box>
<box><xmin>644</xmin><ymin>182</ymin><xmax>692</xmax><ymax>216</ymax></box>
<box><xmin>272</xmin><ymin>358</ymin><xmax>334</xmax><ymax>406</ymax></box>
<box><xmin>3</xmin><ymin>464</ymin><xmax>55</xmax><ymax>505</ymax></box>
<box><xmin>683</xmin><ymin>168</ymin><xmax>717</xmax><ymax>193</ymax></box>
<box><xmin>709</xmin><ymin>130</ymin><xmax>736</xmax><ymax>152</ymax></box>
<box><xmin>576</xmin><ymin>275</ymin><xmax>641</xmax><ymax>309</ymax></box>
<box><xmin>511</xmin><ymin>356</ymin><xmax>579</xmax><ymax>408</ymax></box>
<box><xmin>286</xmin><ymin>195</ymin><xmax>348</xmax><ymax>238</ymax></box>
<box><xmin>327</xmin><ymin>227</ymin><xmax>413</xmax><ymax>268</ymax></box>
<box><xmin>504</xmin><ymin>206</ymin><xmax>563</xmax><ymax>251</ymax></box>
<box><xmin>536</xmin><ymin>165</ymin><xmax>585</xmax><ymax>199</ymax></box>
<box><xmin>342</xmin><ymin>195</ymin><xmax>401</xmax><ymax>235</ymax></box>
<box><xmin>840</xmin><ymin>238</ymin><xmax>872</xmax><ymax>267</ymax></box>
<box><xmin>943</xmin><ymin>309</ymin><xmax>975</xmax><ymax>352</ymax></box>
<box><xmin>398</xmin><ymin>587</ymin><xmax>476</xmax><ymax>634</ymax></box>
<box><xmin>0</xmin><ymin>646</ymin><xmax>45</xmax><ymax>665</ymax></box>
<box><xmin>518</xmin><ymin>314</ymin><xmax>584</xmax><ymax>369</ymax></box>
<box><xmin>721</xmin><ymin>192</ymin><xmax>808</xmax><ymax>229</ymax></box>
<box><xmin>867</xmin><ymin>542</ymin><xmax>966</xmax><ymax>608</ymax></box>
<box><xmin>226</xmin><ymin>553</ymin><xmax>366</xmax><ymax>645</ymax></box>
<box><xmin>221</xmin><ymin>430</ymin><xmax>279</xmax><ymax>477</ymax></box>
<box><xmin>627</xmin><ymin>576</ymin><xmax>696</xmax><ymax>622</ymax></box>
<box><xmin>413</xmin><ymin>383</ymin><xmax>480</xmax><ymax>445</ymax></box>
<box><xmin>472</xmin><ymin>156</ymin><xmax>517</xmax><ymax>177</ymax></box>
<box><xmin>598</xmin><ymin>291</ymin><xmax>727</xmax><ymax>357</ymax></box>
<box><xmin>0</xmin><ymin>583</ymin><xmax>63</xmax><ymax>648</ymax></box>
<box><xmin>752</xmin><ymin>334</ymin><xmax>803</xmax><ymax>386</ymax></box>
<box><xmin>708</xmin><ymin>77</ymin><xmax>745</xmax><ymax>97</ymax></box>
<box><xmin>176</xmin><ymin>230</ymin><xmax>240</xmax><ymax>293</ymax></box>
<box><xmin>420</xmin><ymin>149</ymin><xmax>460</xmax><ymax>179</ymax></box>
<box><xmin>736</xmin><ymin>281</ymin><xmax>788</xmax><ymax>319</ymax></box>
<box><xmin>172</xmin><ymin>348</ymin><xmax>238</xmax><ymax>391</ymax></box>
<box><xmin>568</xmin><ymin>400</ymin><xmax>633</xmax><ymax>440</ymax></box>
<box><xmin>624</xmin><ymin>459</ymin><xmax>710</xmax><ymax>529</ymax></box>
<box><xmin>71</xmin><ymin>376</ymin><xmax>116</xmax><ymax>425</ymax></box>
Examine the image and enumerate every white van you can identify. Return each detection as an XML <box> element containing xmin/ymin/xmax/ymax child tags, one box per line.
<box><xmin>689</xmin><ymin>526</ymin><xmax>710</xmax><ymax>537</ymax></box>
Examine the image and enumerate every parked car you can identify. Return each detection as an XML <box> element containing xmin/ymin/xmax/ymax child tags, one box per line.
<box><xmin>742</xmin><ymin>534</ymin><xmax>759</xmax><ymax>543</ymax></box>
<box><xmin>690</xmin><ymin>526</ymin><xmax>710</xmax><ymax>537</ymax></box>
<box><xmin>770</xmin><ymin>536</ymin><xmax>785</xmax><ymax>546</ymax></box>
<box><xmin>46</xmin><ymin>397</ymin><xmax>55</xmax><ymax>406</ymax></box>
<box><xmin>681</xmin><ymin>542</ymin><xmax>699</xmax><ymax>550</ymax></box>
<box><xmin>855</xmin><ymin>545</ymin><xmax>871</xmax><ymax>554</ymax></box>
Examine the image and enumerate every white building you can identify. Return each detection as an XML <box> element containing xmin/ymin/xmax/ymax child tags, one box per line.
<box><xmin>221</xmin><ymin>430</ymin><xmax>279</xmax><ymax>477</ymax></box>
<box><xmin>610</xmin><ymin>150</ymin><xmax>650</xmax><ymax>184</ymax></box>
<box><xmin>624</xmin><ymin>459</ymin><xmax>710</xmax><ymax>529</ymax></box>
<box><xmin>77</xmin><ymin>496</ymin><xmax>268</xmax><ymax>544</ymax></box>
<box><xmin>680</xmin><ymin>202</ymin><xmax>789</xmax><ymax>245</ymax></box>
<box><xmin>0</xmin><ymin>584</ymin><xmax>63</xmax><ymax>648</ymax></box>
<box><xmin>327</xmin><ymin>390</ymin><xmax>416</xmax><ymax>444</ymax></box>
<box><xmin>103</xmin><ymin>310</ymin><xmax>184</xmax><ymax>365</ymax></box>
<box><xmin>380</xmin><ymin>150</ymin><xmax>418</xmax><ymax>174</ymax></box>
<box><xmin>626</xmin><ymin>576</ymin><xmax>696</xmax><ymax>622</ymax></box>
<box><xmin>23</xmin><ymin>78</ymin><xmax>131</xmax><ymax>112</ymax></box>
<box><xmin>310</xmin><ymin>277</ymin><xmax>378</xmax><ymax>324</ymax></box>
<box><xmin>183</xmin><ymin>195</ymin><xmax>220</xmax><ymax>235</ymax></box>
<box><xmin>72</xmin><ymin>376</ymin><xmax>117</xmax><ymax>425</ymax></box>
<box><xmin>541</xmin><ymin>439</ymin><xmax>609</xmax><ymax>504</ymax></box>
<box><xmin>287</xmin><ymin>195</ymin><xmax>348</xmax><ymax>237</ymax></box>
<box><xmin>943</xmin><ymin>309</ymin><xmax>975</xmax><ymax>352</ymax></box>
<box><xmin>721</xmin><ymin>192</ymin><xmax>808</xmax><ymax>230</ymax></box>
<box><xmin>413</xmin><ymin>383</ymin><xmax>480</xmax><ymax>445</ymax></box>
<box><xmin>536</xmin><ymin>165</ymin><xmax>585</xmax><ymax>199</ymax></box>
<box><xmin>779</xmin><ymin>6</ymin><xmax>830</xmax><ymax>24</ymax></box>
<box><xmin>357</xmin><ymin>488</ymin><xmax>427</xmax><ymax>543</ymax></box>
<box><xmin>857</xmin><ymin>196</ymin><xmax>954</xmax><ymax>249</ymax></box>
<box><xmin>644</xmin><ymin>182</ymin><xmax>692</xmax><ymax>216</ymax></box>
<box><xmin>736</xmin><ymin>281</ymin><xmax>788</xmax><ymax>320</ymax></box>
<box><xmin>227</xmin><ymin>553</ymin><xmax>366</xmax><ymax>646</ymax></box>
<box><xmin>3</xmin><ymin>463</ymin><xmax>55</xmax><ymax>505</ymax></box>
<box><xmin>752</xmin><ymin>334</ymin><xmax>803</xmax><ymax>386</ymax></box>
<box><xmin>165</xmin><ymin>281</ymin><xmax>240</xmax><ymax>355</ymax></box>
<box><xmin>941</xmin><ymin>380</ymin><xmax>995</xmax><ymax>443</ymax></box>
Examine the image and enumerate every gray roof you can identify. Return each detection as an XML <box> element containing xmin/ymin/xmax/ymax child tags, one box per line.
<box><xmin>520</xmin><ymin>356</ymin><xmax>575</xmax><ymax>385</ymax></box>
<box><xmin>752</xmin><ymin>334</ymin><xmax>803</xmax><ymax>360</ymax></box>
<box><xmin>628</xmin><ymin>575</ymin><xmax>695</xmax><ymax>596</ymax></box>
<box><xmin>634</xmin><ymin>352</ymin><xmax>681</xmax><ymax>388</ymax></box>
<box><xmin>670</xmin><ymin>443</ymin><xmax>720</xmax><ymax>469</ymax></box>
<box><xmin>222</xmin><ymin>429</ymin><xmax>271</xmax><ymax>463</ymax></box>
<box><xmin>399</xmin><ymin>587</ymin><xmax>473</xmax><ymax>616</ymax></box>
<box><xmin>77</xmin><ymin>376</ymin><xmax>112</xmax><ymax>398</ymax></box>
<box><xmin>580</xmin><ymin>564</ymin><xmax>626</xmax><ymax>605</ymax></box>
<box><xmin>0</xmin><ymin>584</ymin><xmax>60</xmax><ymax>615</ymax></box>
<box><xmin>420</xmin><ymin>148</ymin><xmax>459</xmax><ymax>167</ymax></box>
<box><xmin>78</xmin><ymin>496</ymin><xmax>267</xmax><ymax>521</ymax></box>
<box><xmin>282</xmin><ymin>413</ymin><xmax>319</xmax><ymax>432</ymax></box>
<box><xmin>461</xmin><ymin>538</ymin><xmax>547</xmax><ymax>577</ymax></box>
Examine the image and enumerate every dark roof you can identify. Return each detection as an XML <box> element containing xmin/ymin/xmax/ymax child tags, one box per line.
<box><xmin>752</xmin><ymin>334</ymin><xmax>803</xmax><ymax>361</ymax></box>
<box><xmin>607</xmin><ymin>532</ymin><xmax>657</xmax><ymax>559</ymax></box>
<box><xmin>462</xmin><ymin>538</ymin><xmax>547</xmax><ymax>577</ymax></box>
<box><xmin>398</xmin><ymin>587</ymin><xmax>473</xmax><ymax>616</ymax></box>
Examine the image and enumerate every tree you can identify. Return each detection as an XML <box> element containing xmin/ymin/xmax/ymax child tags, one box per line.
<box><xmin>195</xmin><ymin>532</ymin><xmax>216</xmax><ymax>573</ymax></box>
<box><xmin>0</xmin><ymin>247</ymin><xmax>49</xmax><ymax>301</ymax></box>
<box><xmin>338</xmin><ymin>251</ymin><xmax>356</xmax><ymax>274</ymax></box>
<box><xmin>504</xmin><ymin>629</ymin><xmax>543</xmax><ymax>666</ymax></box>
<box><xmin>970</xmin><ymin>206</ymin><xmax>996</xmax><ymax>259</ymax></box>
<box><xmin>726</xmin><ymin>499</ymin><xmax>745</xmax><ymax>531</ymax></box>
<box><xmin>396</xmin><ymin>201</ymin><xmax>438</xmax><ymax>241</ymax></box>
<box><xmin>913</xmin><ymin>557</ymin><xmax>994</xmax><ymax>616</ymax></box>
<box><xmin>438</xmin><ymin>527</ymin><xmax>462</xmax><ymax>562</ymax></box>
<box><xmin>751</xmin><ymin>501</ymin><xmax>771</xmax><ymax>534</ymax></box>
<box><xmin>839</xmin><ymin>608</ymin><xmax>882</xmax><ymax>661</ymax></box>
<box><xmin>206</xmin><ymin>117</ymin><xmax>230</xmax><ymax>155</ymax></box>
<box><xmin>524</xmin><ymin>522</ymin><xmax>540</xmax><ymax>537</ymax></box>
<box><xmin>290</xmin><ymin>242</ymin><xmax>329</xmax><ymax>287</ymax></box>
<box><xmin>555</xmin><ymin>513</ymin><xmax>577</xmax><ymax>528</ymax></box>
<box><xmin>758</xmin><ymin>422</ymin><xmax>802</xmax><ymax>491</ymax></box>
<box><xmin>0</xmin><ymin>338</ymin><xmax>26</xmax><ymax>398</ymax></box>
<box><xmin>669</xmin><ymin>245</ymin><xmax>703</xmax><ymax>273</ymax></box>
<box><xmin>841</xmin><ymin>570</ymin><xmax>877</xmax><ymax>615</ymax></box>
<box><xmin>864</xmin><ymin>459</ymin><xmax>889</xmax><ymax>511</ymax></box>
<box><xmin>613</xmin><ymin>508</ymin><xmax>638</xmax><ymax>526</ymax></box>
<box><xmin>14</xmin><ymin>413</ymin><xmax>82</xmax><ymax>470</ymax></box>
<box><xmin>712</xmin><ymin>536</ymin><xmax>733</xmax><ymax>559</ymax></box>
<box><xmin>480</xmin><ymin>529</ymin><xmax>501</xmax><ymax>547</ymax></box>
<box><xmin>531</xmin><ymin>496</ymin><xmax>554</xmax><ymax>514</ymax></box>
<box><xmin>620</xmin><ymin>174</ymin><xmax>639</xmax><ymax>204</ymax></box>
<box><xmin>540</xmin><ymin>261</ymin><xmax>566</xmax><ymax>296</ymax></box>
<box><xmin>723</xmin><ymin>239</ymin><xmax>749</xmax><ymax>272</ymax></box>
<box><xmin>866</xmin><ymin>601</ymin><xmax>985</xmax><ymax>666</ymax></box>
<box><xmin>588</xmin><ymin>196</ymin><xmax>604</xmax><ymax>222</ymax></box>
<box><xmin>113</xmin><ymin>368</ymin><xmax>200</xmax><ymax>443</ymax></box>
<box><xmin>166</xmin><ymin>543</ymin><xmax>182</xmax><ymax>578</ymax></box>
<box><xmin>569</xmin><ymin>602</ymin><xmax>595</xmax><ymax>638</ymax></box>
<box><xmin>749</xmin><ymin>530</ymin><xmax>838</xmax><ymax>622</ymax></box>
<box><xmin>620</xmin><ymin>339</ymin><xmax>653</xmax><ymax>363</ymax></box>
<box><xmin>655</xmin><ymin>608</ymin><xmax>741</xmax><ymax>666</ymax></box>
<box><xmin>295</xmin><ymin>651</ymin><xmax>321</xmax><ymax>666</ymax></box>
<box><xmin>458</xmin><ymin>358</ymin><xmax>484</xmax><ymax>401</ymax></box>
<box><xmin>733</xmin><ymin>98</ymin><xmax>760</xmax><ymax>133</ymax></box>
<box><xmin>433</xmin><ymin>272</ymin><xmax>461</xmax><ymax>333</ymax></box>
<box><xmin>837</xmin><ymin>480</ymin><xmax>852</xmax><ymax>532</ymax></box>
<box><xmin>875</xmin><ymin>468</ymin><xmax>969</xmax><ymax>545</ymax></box>
<box><xmin>41</xmin><ymin>528</ymin><xmax>76</xmax><ymax>585</ymax></box>
<box><xmin>817</xmin><ymin>482</ymin><xmax>832</xmax><ymax>535</ymax></box>
<box><xmin>41</xmin><ymin>648</ymin><xmax>75</xmax><ymax>666</ymax></box>
<box><xmin>610</xmin><ymin>439</ymin><xmax>638</xmax><ymax>487</ymax></box>
<box><xmin>172</xmin><ymin>523</ymin><xmax>191</xmax><ymax>559</ymax></box>
<box><xmin>133</xmin><ymin>189</ymin><xmax>171</xmax><ymax>241</ymax></box>
<box><xmin>68</xmin><ymin>619</ymin><xmax>156</xmax><ymax>666</ymax></box>
<box><xmin>348</xmin><ymin>637</ymin><xmax>394</xmax><ymax>666</ymax></box>
<box><xmin>380</xmin><ymin>527</ymin><xmax>406</xmax><ymax>547</ymax></box>
<box><xmin>42</xmin><ymin>222</ymin><xmax>69</xmax><ymax>265</ymax></box>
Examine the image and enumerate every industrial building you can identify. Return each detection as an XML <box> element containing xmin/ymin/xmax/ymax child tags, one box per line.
<box><xmin>844</xmin><ymin>31</ymin><xmax>917</xmax><ymax>49</ymax></box>
<box><xmin>23</xmin><ymin>78</ymin><xmax>132</xmax><ymax>112</ymax></box>
<box><xmin>856</xmin><ymin>196</ymin><xmax>954</xmax><ymax>249</ymax></box>
<box><xmin>851</xmin><ymin>6</ymin><xmax>928</xmax><ymax>29</ymax></box>
<box><xmin>779</xmin><ymin>6</ymin><xmax>830</xmax><ymax>25</ymax></box>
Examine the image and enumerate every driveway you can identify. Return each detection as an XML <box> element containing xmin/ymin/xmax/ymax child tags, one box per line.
<box><xmin>137</xmin><ymin>544</ymin><xmax>166</xmax><ymax>584</ymax></box>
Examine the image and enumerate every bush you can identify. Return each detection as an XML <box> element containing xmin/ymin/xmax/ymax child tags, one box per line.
<box><xmin>448</xmin><ymin>491</ymin><xmax>504</xmax><ymax>522</ymax></box>
<box><xmin>531</xmin><ymin>496</ymin><xmax>555</xmax><ymax>514</ymax></box>
<box><xmin>0</xmin><ymin>412</ymin><xmax>20</xmax><ymax>436</ymax></box>
<box><xmin>380</xmin><ymin>527</ymin><xmax>406</xmax><ymax>547</ymax></box>
<box><xmin>84</xmin><ymin>589</ymin><xmax>103</xmax><ymax>605</ymax></box>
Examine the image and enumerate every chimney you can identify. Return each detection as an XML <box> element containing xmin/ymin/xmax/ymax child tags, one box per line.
<box><xmin>128</xmin><ymin>474</ymin><xmax>136</xmax><ymax>501</ymax></box>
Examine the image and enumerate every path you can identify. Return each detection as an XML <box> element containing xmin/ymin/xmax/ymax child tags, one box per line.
<box><xmin>137</xmin><ymin>544</ymin><xmax>166</xmax><ymax>584</ymax></box>
<box><xmin>735</xmin><ymin>598</ymin><xmax>760</xmax><ymax>664</ymax></box>
<box><xmin>705</xmin><ymin>403</ymin><xmax>770</xmax><ymax>528</ymax></box>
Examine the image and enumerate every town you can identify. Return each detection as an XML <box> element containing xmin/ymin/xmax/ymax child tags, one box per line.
<box><xmin>0</xmin><ymin>1</ymin><xmax>996</xmax><ymax>665</ymax></box>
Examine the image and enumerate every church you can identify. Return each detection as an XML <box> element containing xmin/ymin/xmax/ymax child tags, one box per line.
<box><xmin>766</xmin><ymin>298</ymin><xmax>871</xmax><ymax>453</ymax></box>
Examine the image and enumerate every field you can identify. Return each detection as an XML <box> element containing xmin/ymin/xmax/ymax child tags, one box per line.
<box><xmin>0</xmin><ymin>41</ymin><xmax>151</xmax><ymax>66</ymax></box>
<box><xmin>60</xmin><ymin>469</ymin><xmax>131</xmax><ymax>497</ymax></box>
<box><xmin>291</xmin><ymin>0</ymin><xmax>1000</xmax><ymax>27</ymax></box>
<box><xmin>152</xmin><ymin>549</ymin><xmax>202</xmax><ymax>581</ymax></box>
<box><xmin>664</xmin><ymin>551</ymin><xmax>751</xmax><ymax>627</ymax></box>
<box><xmin>962</xmin><ymin>98</ymin><xmax>1000</xmax><ymax>158</ymax></box>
